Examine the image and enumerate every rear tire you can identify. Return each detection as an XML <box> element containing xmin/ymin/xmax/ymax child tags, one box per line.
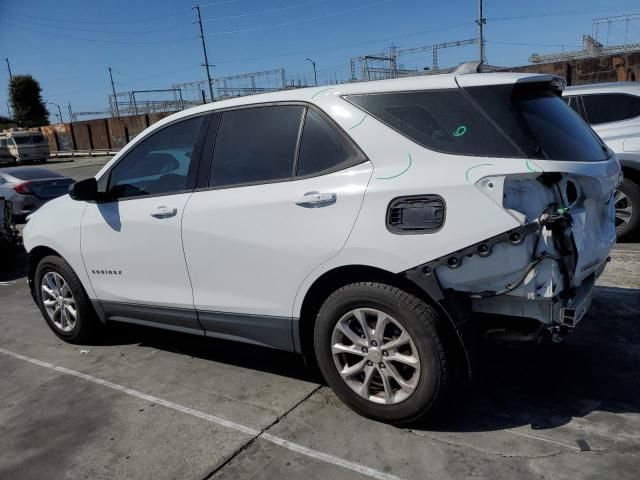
<box><xmin>313</xmin><ymin>282</ymin><xmax>451</xmax><ymax>425</ymax></box>
<box><xmin>34</xmin><ymin>255</ymin><xmax>100</xmax><ymax>344</ymax></box>
<box><xmin>615</xmin><ymin>178</ymin><xmax>640</xmax><ymax>242</ymax></box>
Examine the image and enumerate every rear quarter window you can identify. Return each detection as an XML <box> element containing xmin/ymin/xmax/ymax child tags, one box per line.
<box><xmin>296</xmin><ymin>109</ymin><xmax>364</xmax><ymax>177</ymax></box>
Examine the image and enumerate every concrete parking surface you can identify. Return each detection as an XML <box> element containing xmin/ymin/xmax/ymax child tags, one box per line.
<box><xmin>1</xmin><ymin>157</ymin><xmax>639</xmax><ymax>479</ymax></box>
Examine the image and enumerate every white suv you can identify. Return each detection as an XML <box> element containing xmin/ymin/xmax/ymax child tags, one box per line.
<box><xmin>24</xmin><ymin>72</ymin><xmax>619</xmax><ymax>424</ymax></box>
<box><xmin>563</xmin><ymin>82</ymin><xmax>640</xmax><ymax>240</ymax></box>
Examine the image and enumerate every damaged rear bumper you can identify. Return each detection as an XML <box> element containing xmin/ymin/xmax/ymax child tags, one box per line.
<box><xmin>403</xmin><ymin>217</ymin><xmax>609</xmax><ymax>339</ymax></box>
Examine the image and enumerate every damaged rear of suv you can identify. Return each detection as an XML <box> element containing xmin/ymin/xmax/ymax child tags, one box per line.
<box><xmin>312</xmin><ymin>73</ymin><xmax>619</xmax><ymax>423</ymax></box>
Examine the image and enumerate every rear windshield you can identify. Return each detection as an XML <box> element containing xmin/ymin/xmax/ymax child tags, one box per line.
<box><xmin>345</xmin><ymin>84</ymin><xmax>610</xmax><ymax>162</ymax></box>
<box><xmin>12</xmin><ymin>134</ymin><xmax>46</xmax><ymax>145</ymax></box>
<box><xmin>345</xmin><ymin>90</ymin><xmax>523</xmax><ymax>158</ymax></box>
<box><xmin>8</xmin><ymin>168</ymin><xmax>62</xmax><ymax>180</ymax></box>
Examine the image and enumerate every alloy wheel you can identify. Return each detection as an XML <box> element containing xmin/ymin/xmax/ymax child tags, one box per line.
<box><xmin>331</xmin><ymin>308</ymin><xmax>421</xmax><ymax>405</ymax></box>
<box><xmin>41</xmin><ymin>271</ymin><xmax>77</xmax><ymax>333</ymax></box>
<box><xmin>614</xmin><ymin>188</ymin><xmax>633</xmax><ymax>232</ymax></box>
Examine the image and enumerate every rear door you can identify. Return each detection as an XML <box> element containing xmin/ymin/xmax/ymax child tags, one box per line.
<box><xmin>182</xmin><ymin>104</ymin><xmax>372</xmax><ymax>349</ymax></box>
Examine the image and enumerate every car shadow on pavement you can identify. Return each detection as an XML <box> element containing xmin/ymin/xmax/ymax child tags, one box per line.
<box><xmin>95</xmin><ymin>322</ymin><xmax>319</xmax><ymax>383</ymax></box>
<box><xmin>423</xmin><ymin>285</ymin><xmax>640</xmax><ymax>434</ymax></box>
<box><xmin>92</xmin><ymin>285</ymin><xmax>640</xmax><ymax>434</ymax></box>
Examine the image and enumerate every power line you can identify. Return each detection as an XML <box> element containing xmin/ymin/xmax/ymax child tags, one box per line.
<box><xmin>204</xmin><ymin>0</ymin><xmax>396</xmax><ymax>36</ymax></box>
<box><xmin>199</xmin><ymin>0</ymin><xmax>244</xmax><ymax>7</ymax></box>
<box><xmin>209</xmin><ymin>21</ymin><xmax>473</xmax><ymax>64</ymax></box>
<box><xmin>489</xmin><ymin>5</ymin><xmax>638</xmax><ymax>22</ymax></box>
<box><xmin>202</xmin><ymin>0</ymin><xmax>328</xmax><ymax>22</ymax></box>
<box><xmin>1</xmin><ymin>12</ymin><xmax>192</xmax><ymax>34</ymax></box>
<box><xmin>0</xmin><ymin>7</ymin><xmax>191</xmax><ymax>25</ymax></box>
<box><xmin>1</xmin><ymin>20</ymin><xmax>197</xmax><ymax>44</ymax></box>
<box><xmin>486</xmin><ymin>40</ymin><xmax>583</xmax><ymax>48</ymax></box>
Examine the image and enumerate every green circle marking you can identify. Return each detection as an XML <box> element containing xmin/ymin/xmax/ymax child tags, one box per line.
<box><xmin>453</xmin><ymin>125</ymin><xmax>467</xmax><ymax>137</ymax></box>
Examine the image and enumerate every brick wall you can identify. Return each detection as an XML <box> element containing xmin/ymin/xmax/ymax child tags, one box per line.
<box><xmin>505</xmin><ymin>52</ymin><xmax>640</xmax><ymax>86</ymax></box>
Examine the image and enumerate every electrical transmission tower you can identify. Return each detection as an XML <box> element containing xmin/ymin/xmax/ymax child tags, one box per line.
<box><xmin>350</xmin><ymin>39</ymin><xmax>479</xmax><ymax>82</ymax></box>
<box><xmin>530</xmin><ymin>13</ymin><xmax>640</xmax><ymax>64</ymax></box>
<box><xmin>593</xmin><ymin>13</ymin><xmax>640</xmax><ymax>46</ymax></box>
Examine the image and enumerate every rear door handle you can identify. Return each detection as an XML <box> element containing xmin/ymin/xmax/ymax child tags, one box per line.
<box><xmin>295</xmin><ymin>191</ymin><xmax>337</xmax><ymax>208</ymax></box>
<box><xmin>150</xmin><ymin>206</ymin><xmax>178</xmax><ymax>218</ymax></box>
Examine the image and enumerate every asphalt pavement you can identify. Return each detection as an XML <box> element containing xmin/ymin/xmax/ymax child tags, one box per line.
<box><xmin>1</xmin><ymin>156</ymin><xmax>639</xmax><ymax>479</ymax></box>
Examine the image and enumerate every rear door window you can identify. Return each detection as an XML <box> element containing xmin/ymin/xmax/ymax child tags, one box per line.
<box><xmin>209</xmin><ymin>105</ymin><xmax>304</xmax><ymax>187</ymax></box>
<box><xmin>581</xmin><ymin>93</ymin><xmax>640</xmax><ymax>125</ymax></box>
<box><xmin>345</xmin><ymin>90</ymin><xmax>522</xmax><ymax>157</ymax></box>
<box><xmin>296</xmin><ymin>109</ymin><xmax>365</xmax><ymax>177</ymax></box>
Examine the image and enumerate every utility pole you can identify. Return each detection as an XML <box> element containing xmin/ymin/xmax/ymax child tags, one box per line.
<box><xmin>306</xmin><ymin>58</ymin><xmax>318</xmax><ymax>87</ymax></box>
<box><xmin>108</xmin><ymin>67</ymin><xmax>120</xmax><ymax>118</ymax></box>
<box><xmin>5</xmin><ymin>58</ymin><xmax>12</xmax><ymax>80</ymax></box>
<box><xmin>68</xmin><ymin>101</ymin><xmax>74</xmax><ymax>123</ymax></box>
<box><xmin>476</xmin><ymin>0</ymin><xmax>486</xmax><ymax>70</ymax></box>
<box><xmin>48</xmin><ymin>102</ymin><xmax>63</xmax><ymax>123</ymax></box>
<box><xmin>194</xmin><ymin>5</ymin><xmax>214</xmax><ymax>102</ymax></box>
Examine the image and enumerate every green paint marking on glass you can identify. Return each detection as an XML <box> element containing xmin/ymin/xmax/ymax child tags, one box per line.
<box><xmin>453</xmin><ymin>125</ymin><xmax>467</xmax><ymax>137</ymax></box>
<box><xmin>311</xmin><ymin>87</ymin><xmax>335</xmax><ymax>99</ymax></box>
<box><xmin>349</xmin><ymin>114</ymin><xmax>367</xmax><ymax>130</ymax></box>
<box><xmin>465</xmin><ymin>163</ymin><xmax>493</xmax><ymax>183</ymax></box>
<box><xmin>377</xmin><ymin>154</ymin><xmax>412</xmax><ymax>180</ymax></box>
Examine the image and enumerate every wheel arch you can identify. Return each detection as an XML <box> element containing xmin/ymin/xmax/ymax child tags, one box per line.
<box><xmin>27</xmin><ymin>245</ymin><xmax>105</xmax><ymax>323</ymax></box>
<box><xmin>27</xmin><ymin>245</ymin><xmax>62</xmax><ymax>299</ymax></box>
<box><xmin>296</xmin><ymin>264</ymin><xmax>470</xmax><ymax>378</ymax></box>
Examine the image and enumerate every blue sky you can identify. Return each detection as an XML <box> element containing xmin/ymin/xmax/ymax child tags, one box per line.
<box><xmin>1</xmin><ymin>0</ymin><xmax>639</xmax><ymax>121</ymax></box>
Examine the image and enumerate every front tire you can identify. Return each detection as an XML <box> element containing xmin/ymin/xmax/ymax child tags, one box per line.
<box><xmin>34</xmin><ymin>255</ymin><xmax>100</xmax><ymax>343</ymax></box>
<box><xmin>314</xmin><ymin>282</ymin><xmax>451</xmax><ymax>425</ymax></box>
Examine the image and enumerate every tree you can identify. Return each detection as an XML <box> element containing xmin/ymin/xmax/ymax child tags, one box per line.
<box><xmin>8</xmin><ymin>75</ymin><xmax>49</xmax><ymax>128</ymax></box>
<box><xmin>0</xmin><ymin>115</ymin><xmax>15</xmax><ymax>130</ymax></box>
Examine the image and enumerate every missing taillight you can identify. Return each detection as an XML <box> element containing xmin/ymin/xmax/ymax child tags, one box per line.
<box><xmin>566</xmin><ymin>180</ymin><xmax>579</xmax><ymax>205</ymax></box>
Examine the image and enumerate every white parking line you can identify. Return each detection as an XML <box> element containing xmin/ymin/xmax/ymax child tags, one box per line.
<box><xmin>0</xmin><ymin>347</ymin><xmax>406</xmax><ymax>480</ymax></box>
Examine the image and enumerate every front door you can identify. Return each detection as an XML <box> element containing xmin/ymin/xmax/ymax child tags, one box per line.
<box><xmin>81</xmin><ymin>114</ymin><xmax>207</xmax><ymax>333</ymax></box>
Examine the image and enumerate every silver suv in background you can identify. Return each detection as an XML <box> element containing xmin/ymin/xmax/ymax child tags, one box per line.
<box><xmin>563</xmin><ymin>82</ymin><xmax>640</xmax><ymax>240</ymax></box>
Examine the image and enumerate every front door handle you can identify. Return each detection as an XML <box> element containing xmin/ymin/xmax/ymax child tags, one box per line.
<box><xmin>295</xmin><ymin>191</ymin><xmax>337</xmax><ymax>208</ymax></box>
<box><xmin>150</xmin><ymin>206</ymin><xmax>178</xmax><ymax>218</ymax></box>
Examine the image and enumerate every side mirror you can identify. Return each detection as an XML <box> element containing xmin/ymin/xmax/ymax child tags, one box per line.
<box><xmin>69</xmin><ymin>178</ymin><xmax>99</xmax><ymax>202</ymax></box>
